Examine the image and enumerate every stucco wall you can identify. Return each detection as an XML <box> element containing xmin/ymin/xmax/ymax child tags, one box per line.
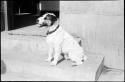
<box><xmin>60</xmin><ymin>0</ymin><xmax>124</xmax><ymax>69</ymax></box>
<box><xmin>41</xmin><ymin>1</ymin><xmax>59</xmax><ymax>11</ymax></box>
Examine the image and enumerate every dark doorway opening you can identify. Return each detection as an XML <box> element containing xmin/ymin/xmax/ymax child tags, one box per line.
<box><xmin>1</xmin><ymin>0</ymin><xmax>60</xmax><ymax>31</ymax></box>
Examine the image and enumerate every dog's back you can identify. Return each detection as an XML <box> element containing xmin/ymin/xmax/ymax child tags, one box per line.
<box><xmin>59</xmin><ymin>28</ymin><xmax>83</xmax><ymax>53</ymax></box>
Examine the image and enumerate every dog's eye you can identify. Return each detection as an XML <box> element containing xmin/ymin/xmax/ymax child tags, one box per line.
<box><xmin>44</xmin><ymin>14</ymin><xmax>54</xmax><ymax>20</ymax></box>
<box><xmin>44</xmin><ymin>17</ymin><xmax>47</xmax><ymax>20</ymax></box>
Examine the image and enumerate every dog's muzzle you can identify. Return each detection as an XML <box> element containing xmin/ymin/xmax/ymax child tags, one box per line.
<box><xmin>39</xmin><ymin>23</ymin><xmax>49</xmax><ymax>28</ymax></box>
<box><xmin>36</xmin><ymin>19</ymin><xmax>46</xmax><ymax>28</ymax></box>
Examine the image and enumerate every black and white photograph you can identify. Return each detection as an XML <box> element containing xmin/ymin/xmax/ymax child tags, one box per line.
<box><xmin>1</xmin><ymin>0</ymin><xmax>124</xmax><ymax>81</ymax></box>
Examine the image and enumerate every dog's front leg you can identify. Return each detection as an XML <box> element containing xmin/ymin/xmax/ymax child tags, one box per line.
<box><xmin>45</xmin><ymin>45</ymin><xmax>53</xmax><ymax>62</ymax></box>
<box><xmin>50</xmin><ymin>46</ymin><xmax>61</xmax><ymax>66</ymax></box>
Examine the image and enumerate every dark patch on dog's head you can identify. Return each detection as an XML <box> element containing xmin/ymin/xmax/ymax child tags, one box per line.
<box><xmin>37</xmin><ymin>13</ymin><xmax>58</xmax><ymax>27</ymax></box>
<box><xmin>44</xmin><ymin>14</ymin><xmax>57</xmax><ymax>26</ymax></box>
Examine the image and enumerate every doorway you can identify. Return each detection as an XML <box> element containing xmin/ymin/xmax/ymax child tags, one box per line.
<box><xmin>1</xmin><ymin>0</ymin><xmax>60</xmax><ymax>30</ymax></box>
<box><xmin>37</xmin><ymin>1</ymin><xmax>59</xmax><ymax>18</ymax></box>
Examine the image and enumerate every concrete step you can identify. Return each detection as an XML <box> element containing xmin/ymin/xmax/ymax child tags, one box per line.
<box><xmin>1</xmin><ymin>31</ymin><xmax>104</xmax><ymax>81</ymax></box>
<box><xmin>1</xmin><ymin>50</ymin><xmax>104</xmax><ymax>81</ymax></box>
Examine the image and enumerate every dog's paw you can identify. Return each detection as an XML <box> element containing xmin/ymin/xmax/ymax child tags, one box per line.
<box><xmin>72</xmin><ymin>63</ymin><xmax>78</xmax><ymax>66</ymax></box>
<box><xmin>83</xmin><ymin>55</ymin><xmax>88</xmax><ymax>61</ymax></box>
<box><xmin>64</xmin><ymin>56</ymin><xmax>70</xmax><ymax>60</ymax></box>
<box><xmin>45</xmin><ymin>58</ymin><xmax>52</xmax><ymax>62</ymax></box>
<box><xmin>50</xmin><ymin>61</ymin><xmax>57</xmax><ymax>66</ymax></box>
<box><xmin>72</xmin><ymin>61</ymin><xmax>83</xmax><ymax>66</ymax></box>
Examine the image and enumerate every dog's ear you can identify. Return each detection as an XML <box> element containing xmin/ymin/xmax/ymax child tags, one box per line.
<box><xmin>50</xmin><ymin>15</ymin><xmax>57</xmax><ymax>26</ymax></box>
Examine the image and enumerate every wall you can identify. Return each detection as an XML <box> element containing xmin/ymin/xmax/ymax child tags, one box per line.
<box><xmin>41</xmin><ymin>1</ymin><xmax>59</xmax><ymax>11</ymax></box>
<box><xmin>60</xmin><ymin>0</ymin><xmax>124</xmax><ymax>69</ymax></box>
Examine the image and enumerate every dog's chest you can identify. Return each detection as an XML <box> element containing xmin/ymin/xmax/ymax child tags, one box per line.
<box><xmin>46</xmin><ymin>31</ymin><xmax>63</xmax><ymax>45</ymax></box>
<box><xmin>46</xmin><ymin>34</ymin><xmax>56</xmax><ymax>43</ymax></box>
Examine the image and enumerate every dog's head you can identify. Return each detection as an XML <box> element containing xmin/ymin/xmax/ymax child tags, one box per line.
<box><xmin>36</xmin><ymin>13</ymin><xmax>57</xmax><ymax>28</ymax></box>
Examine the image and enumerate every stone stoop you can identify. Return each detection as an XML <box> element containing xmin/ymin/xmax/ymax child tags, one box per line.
<box><xmin>1</xmin><ymin>31</ymin><xmax>104</xmax><ymax>81</ymax></box>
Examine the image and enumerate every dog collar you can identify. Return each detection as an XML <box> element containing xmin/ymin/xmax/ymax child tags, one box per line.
<box><xmin>47</xmin><ymin>25</ymin><xmax>59</xmax><ymax>35</ymax></box>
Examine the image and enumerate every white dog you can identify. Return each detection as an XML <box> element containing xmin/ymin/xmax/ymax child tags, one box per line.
<box><xmin>37</xmin><ymin>13</ymin><xmax>87</xmax><ymax>66</ymax></box>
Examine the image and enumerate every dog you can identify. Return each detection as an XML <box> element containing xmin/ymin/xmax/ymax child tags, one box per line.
<box><xmin>37</xmin><ymin>13</ymin><xmax>87</xmax><ymax>66</ymax></box>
